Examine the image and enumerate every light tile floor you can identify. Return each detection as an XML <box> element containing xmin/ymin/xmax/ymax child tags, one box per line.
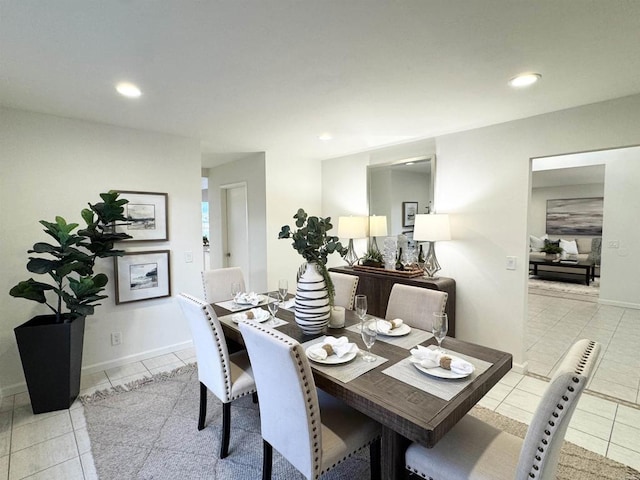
<box><xmin>528</xmin><ymin>291</ymin><xmax>640</xmax><ymax>405</ymax></box>
<box><xmin>2</xmin><ymin>331</ymin><xmax>640</xmax><ymax>478</ymax></box>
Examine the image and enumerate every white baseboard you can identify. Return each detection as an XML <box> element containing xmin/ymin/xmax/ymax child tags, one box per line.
<box><xmin>1</xmin><ymin>340</ymin><xmax>194</xmax><ymax>399</ymax></box>
<box><xmin>598</xmin><ymin>298</ymin><xmax>640</xmax><ymax>310</ymax></box>
<box><xmin>512</xmin><ymin>361</ymin><xmax>529</xmax><ymax>375</ymax></box>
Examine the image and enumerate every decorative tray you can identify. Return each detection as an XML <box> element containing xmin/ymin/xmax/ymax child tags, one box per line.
<box><xmin>352</xmin><ymin>265</ymin><xmax>424</xmax><ymax>278</ymax></box>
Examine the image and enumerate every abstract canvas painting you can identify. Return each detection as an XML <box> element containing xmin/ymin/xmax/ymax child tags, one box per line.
<box><xmin>546</xmin><ymin>197</ymin><xmax>603</xmax><ymax>236</ymax></box>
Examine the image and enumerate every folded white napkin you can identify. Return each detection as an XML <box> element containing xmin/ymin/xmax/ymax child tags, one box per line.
<box><xmin>235</xmin><ymin>292</ymin><xmax>261</xmax><ymax>305</ymax></box>
<box><xmin>307</xmin><ymin>336</ymin><xmax>356</xmax><ymax>361</ymax></box>
<box><xmin>409</xmin><ymin>345</ymin><xmax>474</xmax><ymax>375</ymax></box>
<box><xmin>281</xmin><ymin>298</ymin><xmax>296</xmax><ymax>309</ymax></box>
<box><xmin>231</xmin><ymin>308</ymin><xmax>269</xmax><ymax>323</ymax></box>
<box><xmin>376</xmin><ymin>318</ymin><xmax>404</xmax><ymax>335</ymax></box>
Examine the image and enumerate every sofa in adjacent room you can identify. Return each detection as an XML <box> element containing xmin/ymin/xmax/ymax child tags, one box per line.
<box><xmin>529</xmin><ymin>234</ymin><xmax>602</xmax><ymax>278</ymax></box>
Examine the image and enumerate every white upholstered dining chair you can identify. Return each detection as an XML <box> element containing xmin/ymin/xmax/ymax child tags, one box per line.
<box><xmin>201</xmin><ymin>267</ymin><xmax>246</xmax><ymax>304</ymax></box>
<box><xmin>329</xmin><ymin>271</ymin><xmax>359</xmax><ymax>310</ymax></box>
<box><xmin>385</xmin><ymin>284</ymin><xmax>448</xmax><ymax>331</ymax></box>
<box><xmin>177</xmin><ymin>293</ymin><xmax>256</xmax><ymax>459</ymax></box>
<box><xmin>405</xmin><ymin>338</ymin><xmax>600</xmax><ymax>480</ymax></box>
<box><xmin>238</xmin><ymin>320</ymin><xmax>382</xmax><ymax>480</ymax></box>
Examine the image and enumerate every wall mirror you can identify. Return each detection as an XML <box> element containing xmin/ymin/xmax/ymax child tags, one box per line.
<box><xmin>367</xmin><ymin>155</ymin><xmax>435</xmax><ymax>237</ymax></box>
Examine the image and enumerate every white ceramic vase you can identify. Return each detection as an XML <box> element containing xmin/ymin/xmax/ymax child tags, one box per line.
<box><xmin>294</xmin><ymin>262</ymin><xmax>331</xmax><ymax>334</ymax></box>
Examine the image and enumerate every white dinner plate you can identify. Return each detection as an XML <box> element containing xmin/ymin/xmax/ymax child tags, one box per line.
<box><xmin>231</xmin><ymin>309</ymin><xmax>270</xmax><ymax>323</ymax></box>
<box><xmin>305</xmin><ymin>345</ymin><xmax>358</xmax><ymax>365</ymax></box>
<box><xmin>377</xmin><ymin>323</ymin><xmax>412</xmax><ymax>337</ymax></box>
<box><xmin>412</xmin><ymin>358</ymin><xmax>474</xmax><ymax>379</ymax></box>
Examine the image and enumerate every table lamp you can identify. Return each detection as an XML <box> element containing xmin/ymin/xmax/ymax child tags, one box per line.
<box><xmin>369</xmin><ymin>215</ymin><xmax>388</xmax><ymax>254</ymax></box>
<box><xmin>413</xmin><ymin>213</ymin><xmax>451</xmax><ymax>278</ymax></box>
<box><xmin>338</xmin><ymin>216</ymin><xmax>368</xmax><ymax>266</ymax></box>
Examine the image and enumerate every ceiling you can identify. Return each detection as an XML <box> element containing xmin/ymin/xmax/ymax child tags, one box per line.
<box><xmin>3</xmin><ymin>1</ymin><xmax>640</xmax><ymax>166</ymax></box>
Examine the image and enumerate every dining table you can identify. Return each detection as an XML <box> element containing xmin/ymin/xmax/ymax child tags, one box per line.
<box><xmin>211</xmin><ymin>296</ymin><xmax>512</xmax><ymax>480</ymax></box>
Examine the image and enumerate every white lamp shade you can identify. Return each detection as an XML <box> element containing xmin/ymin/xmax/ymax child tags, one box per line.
<box><xmin>338</xmin><ymin>216</ymin><xmax>368</xmax><ymax>239</ymax></box>
<box><xmin>369</xmin><ymin>215</ymin><xmax>388</xmax><ymax>237</ymax></box>
<box><xmin>413</xmin><ymin>214</ymin><xmax>451</xmax><ymax>242</ymax></box>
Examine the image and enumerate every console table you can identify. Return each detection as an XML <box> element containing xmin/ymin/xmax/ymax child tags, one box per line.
<box><xmin>329</xmin><ymin>266</ymin><xmax>457</xmax><ymax>337</ymax></box>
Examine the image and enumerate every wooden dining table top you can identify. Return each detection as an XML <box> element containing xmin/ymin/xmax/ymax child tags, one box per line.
<box><xmin>212</xmin><ymin>298</ymin><xmax>512</xmax><ymax>479</ymax></box>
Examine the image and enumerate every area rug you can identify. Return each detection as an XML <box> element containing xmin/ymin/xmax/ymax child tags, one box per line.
<box><xmin>81</xmin><ymin>364</ymin><xmax>639</xmax><ymax>480</ymax></box>
<box><xmin>529</xmin><ymin>275</ymin><xmax>600</xmax><ymax>300</ymax></box>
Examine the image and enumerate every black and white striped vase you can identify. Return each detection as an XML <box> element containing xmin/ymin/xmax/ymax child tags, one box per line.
<box><xmin>294</xmin><ymin>262</ymin><xmax>331</xmax><ymax>334</ymax></box>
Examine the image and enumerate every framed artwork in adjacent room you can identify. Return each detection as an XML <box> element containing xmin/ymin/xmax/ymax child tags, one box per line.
<box><xmin>115</xmin><ymin>250</ymin><xmax>171</xmax><ymax>304</ymax></box>
<box><xmin>546</xmin><ymin>197</ymin><xmax>604</xmax><ymax>235</ymax></box>
<box><xmin>402</xmin><ymin>201</ymin><xmax>418</xmax><ymax>227</ymax></box>
<box><xmin>116</xmin><ymin>191</ymin><xmax>168</xmax><ymax>241</ymax></box>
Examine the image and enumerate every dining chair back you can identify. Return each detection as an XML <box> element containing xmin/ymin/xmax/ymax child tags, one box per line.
<box><xmin>201</xmin><ymin>267</ymin><xmax>246</xmax><ymax>303</ymax></box>
<box><xmin>239</xmin><ymin>321</ymin><xmax>381</xmax><ymax>480</ymax></box>
<box><xmin>405</xmin><ymin>338</ymin><xmax>600</xmax><ymax>480</ymax></box>
<box><xmin>177</xmin><ymin>293</ymin><xmax>256</xmax><ymax>458</ymax></box>
<box><xmin>385</xmin><ymin>284</ymin><xmax>447</xmax><ymax>331</ymax></box>
<box><xmin>329</xmin><ymin>271</ymin><xmax>359</xmax><ymax>310</ymax></box>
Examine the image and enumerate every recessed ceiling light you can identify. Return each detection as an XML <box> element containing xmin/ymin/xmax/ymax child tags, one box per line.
<box><xmin>405</xmin><ymin>162</ymin><xmax>415</xmax><ymax>166</ymax></box>
<box><xmin>508</xmin><ymin>73</ymin><xmax>542</xmax><ymax>88</ymax></box>
<box><xmin>116</xmin><ymin>82</ymin><xmax>142</xmax><ymax>98</ymax></box>
<box><xmin>318</xmin><ymin>132</ymin><xmax>332</xmax><ymax>141</ymax></box>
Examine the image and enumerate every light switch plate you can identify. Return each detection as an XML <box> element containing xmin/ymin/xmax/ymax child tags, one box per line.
<box><xmin>506</xmin><ymin>256</ymin><xmax>517</xmax><ymax>270</ymax></box>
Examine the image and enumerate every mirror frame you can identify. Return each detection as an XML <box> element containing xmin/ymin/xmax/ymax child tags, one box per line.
<box><xmin>367</xmin><ymin>155</ymin><xmax>436</xmax><ymax>236</ymax></box>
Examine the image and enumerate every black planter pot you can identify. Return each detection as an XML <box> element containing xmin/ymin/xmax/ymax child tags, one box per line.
<box><xmin>14</xmin><ymin>315</ymin><xmax>85</xmax><ymax>414</ymax></box>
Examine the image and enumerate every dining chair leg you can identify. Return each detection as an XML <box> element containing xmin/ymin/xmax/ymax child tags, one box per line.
<box><xmin>198</xmin><ymin>382</ymin><xmax>207</xmax><ymax>431</ymax></box>
<box><xmin>252</xmin><ymin>392</ymin><xmax>258</xmax><ymax>403</ymax></box>
<box><xmin>262</xmin><ymin>440</ymin><xmax>273</xmax><ymax>480</ymax></box>
<box><xmin>220</xmin><ymin>402</ymin><xmax>231</xmax><ymax>458</ymax></box>
<box><xmin>370</xmin><ymin>438</ymin><xmax>381</xmax><ymax>480</ymax></box>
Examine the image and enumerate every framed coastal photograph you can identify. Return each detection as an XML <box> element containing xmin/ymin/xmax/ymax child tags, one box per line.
<box><xmin>116</xmin><ymin>191</ymin><xmax>168</xmax><ymax>241</ymax></box>
<box><xmin>114</xmin><ymin>250</ymin><xmax>171</xmax><ymax>304</ymax></box>
<box><xmin>402</xmin><ymin>201</ymin><xmax>418</xmax><ymax>227</ymax></box>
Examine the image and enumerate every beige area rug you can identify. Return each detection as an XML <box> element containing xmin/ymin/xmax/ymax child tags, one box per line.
<box><xmin>81</xmin><ymin>364</ymin><xmax>639</xmax><ymax>480</ymax></box>
<box><xmin>529</xmin><ymin>275</ymin><xmax>600</xmax><ymax>301</ymax></box>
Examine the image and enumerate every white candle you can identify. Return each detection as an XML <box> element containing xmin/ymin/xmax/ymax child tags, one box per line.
<box><xmin>329</xmin><ymin>306</ymin><xmax>345</xmax><ymax>328</ymax></box>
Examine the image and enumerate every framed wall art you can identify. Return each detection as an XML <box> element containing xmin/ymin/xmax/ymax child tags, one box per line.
<box><xmin>114</xmin><ymin>250</ymin><xmax>171</xmax><ymax>304</ymax></box>
<box><xmin>116</xmin><ymin>191</ymin><xmax>168</xmax><ymax>241</ymax></box>
<box><xmin>546</xmin><ymin>197</ymin><xmax>603</xmax><ymax>235</ymax></box>
<box><xmin>402</xmin><ymin>201</ymin><xmax>418</xmax><ymax>227</ymax></box>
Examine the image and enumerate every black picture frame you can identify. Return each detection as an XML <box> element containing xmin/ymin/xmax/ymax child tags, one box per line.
<box><xmin>402</xmin><ymin>201</ymin><xmax>418</xmax><ymax>227</ymax></box>
<box><xmin>116</xmin><ymin>191</ymin><xmax>169</xmax><ymax>241</ymax></box>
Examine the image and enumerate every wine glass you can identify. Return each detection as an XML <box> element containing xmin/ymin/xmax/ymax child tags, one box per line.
<box><xmin>355</xmin><ymin>294</ymin><xmax>367</xmax><ymax>321</ymax></box>
<box><xmin>360</xmin><ymin>317</ymin><xmax>377</xmax><ymax>362</ymax></box>
<box><xmin>267</xmin><ymin>291</ymin><xmax>279</xmax><ymax>326</ymax></box>
<box><xmin>231</xmin><ymin>282</ymin><xmax>241</xmax><ymax>308</ymax></box>
<box><xmin>278</xmin><ymin>279</ymin><xmax>288</xmax><ymax>303</ymax></box>
<box><xmin>432</xmin><ymin>312</ymin><xmax>448</xmax><ymax>352</ymax></box>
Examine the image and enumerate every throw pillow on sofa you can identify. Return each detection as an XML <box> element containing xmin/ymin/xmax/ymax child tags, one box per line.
<box><xmin>530</xmin><ymin>234</ymin><xmax>548</xmax><ymax>252</ymax></box>
<box><xmin>560</xmin><ymin>238</ymin><xmax>579</xmax><ymax>255</ymax></box>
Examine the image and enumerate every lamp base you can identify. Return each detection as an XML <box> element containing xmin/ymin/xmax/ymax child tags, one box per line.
<box><xmin>343</xmin><ymin>239</ymin><xmax>359</xmax><ymax>266</ymax></box>
<box><xmin>422</xmin><ymin>241</ymin><xmax>441</xmax><ymax>278</ymax></box>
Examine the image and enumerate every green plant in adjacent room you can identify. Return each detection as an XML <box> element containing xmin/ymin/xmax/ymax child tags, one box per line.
<box><xmin>278</xmin><ymin>208</ymin><xmax>347</xmax><ymax>305</ymax></box>
<box><xmin>10</xmin><ymin>191</ymin><xmax>132</xmax><ymax>322</ymax></box>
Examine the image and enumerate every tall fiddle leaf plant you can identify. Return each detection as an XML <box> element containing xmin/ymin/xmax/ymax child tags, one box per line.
<box><xmin>10</xmin><ymin>191</ymin><xmax>132</xmax><ymax>322</ymax></box>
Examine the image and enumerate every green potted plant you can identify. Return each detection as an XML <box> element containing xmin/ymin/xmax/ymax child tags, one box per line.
<box><xmin>541</xmin><ymin>241</ymin><xmax>563</xmax><ymax>258</ymax></box>
<box><xmin>360</xmin><ymin>247</ymin><xmax>384</xmax><ymax>268</ymax></box>
<box><xmin>278</xmin><ymin>208</ymin><xmax>347</xmax><ymax>334</ymax></box>
<box><xmin>10</xmin><ymin>191</ymin><xmax>132</xmax><ymax>413</ymax></box>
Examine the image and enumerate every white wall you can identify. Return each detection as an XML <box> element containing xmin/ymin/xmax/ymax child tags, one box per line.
<box><xmin>207</xmin><ymin>153</ymin><xmax>268</xmax><ymax>293</ymax></box>
<box><xmin>322</xmin><ymin>93</ymin><xmax>640</xmax><ymax>369</ymax></box>
<box><xmin>599</xmin><ymin>147</ymin><xmax>640</xmax><ymax>307</ymax></box>
<box><xmin>0</xmin><ymin>107</ymin><xmax>203</xmax><ymax>396</ymax></box>
<box><xmin>529</xmin><ymin>183</ymin><xmax>605</xmax><ymax>237</ymax></box>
